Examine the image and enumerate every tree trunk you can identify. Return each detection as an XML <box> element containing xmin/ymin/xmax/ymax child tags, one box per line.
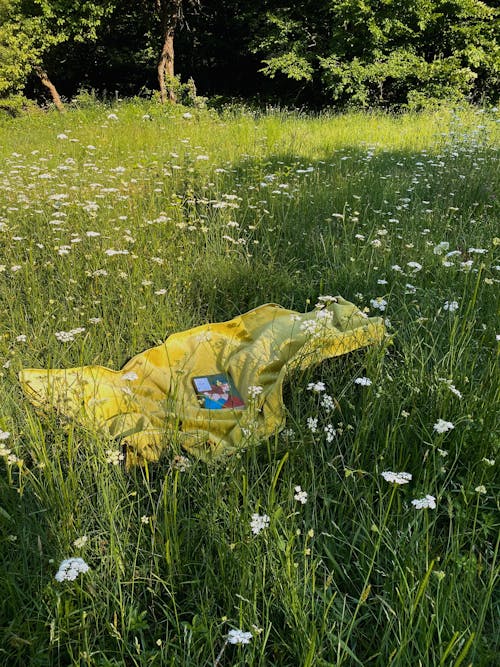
<box><xmin>157</xmin><ymin>0</ymin><xmax>183</xmax><ymax>104</ymax></box>
<box><xmin>157</xmin><ymin>31</ymin><xmax>176</xmax><ymax>103</ymax></box>
<box><xmin>35</xmin><ymin>67</ymin><xmax>65</xmax><ymax>112</ymax></box>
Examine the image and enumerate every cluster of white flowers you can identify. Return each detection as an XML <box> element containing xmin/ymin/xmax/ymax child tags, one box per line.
<box><xmin>55</xmin><ymin>557</ymin><xmax>90</xmax><ymax>581</ymax></box>
<box><xmin>324</xmin><ymin>424</ymin><xmax>336</xmax><ymax>443</ymax></box>
<box><xmin>73</xmin><ymin>535</ymin><xmax>89</xmax><ymax>549</ymax></box>
<box><xmin>411</xmin><ymin>495</ymin><xmax>436</xmax><ymax>509</ymax></box>
<box><xmin>171</xmin><ymin>454</ymin><xmax>191</xmax><ymax>471</ymax></box>
<box><xmin>407</xmin><ymin>261</ymin><xmax>422</xmax><ymax>272</ymax></box>
<box><xmin>250</xmin><ymin>513</ymin><xmax>270</xmax><ymax>535</ymax></box>
<box><xmin>0</xmin><ymin>431</ymin><xmax>22</xmax><ymax>465</ymax></box>
<box><xmin>104</xmin><ymin>248</ymin><xmax>129</xmax><ymax>256</ymax></box>
<box><xmin>482</xmin><ymin>457</ymin><xmax>495</xmax><ymax>466</ymax></box>
<box><xmin>320</xmin><ymin>394</ymin><xmax>335</xmax><ymax>411</ymax></box>
<box><xmin>0</xmin><ymin>431</ymin><xmax>12</xmax><ymax>459</ymax></box>
<box><xmin>105</xmin><ymin>448</ymin><xmax>125</xmax><ymax>465</ymax></box>
<box><xmin>354</xmin><ymin>376</ymin><xmax>372</xmax><ymax>386</ymax></box>
<box><xmin>294</xmin><ymin>485</ymin><xmax>308</xmax><ymax>504</ymax></box>
<box><xmin>306</xmin><ymin>417</ymin><xmax>318</xmax><ymax>433</ymax></box>
<box><xmin>55</xmin><ymin>327</ymin><xmax>86</xmax><ymax>342</ymax></box>
<box><xmin>247</xmin><ymin>385</ymin><xmax>263</xmax><ymax>399</ymax></box>
<box><xmin>433</xmin><ymin>419</ymin><xmax>455</xmax><ymax>434</ymax></box>
<box><xmin>300</xmin><ymin>319</ymin><xmax>321</xmax><ymax>336</ymax></box>
<box><xmin>381</xmin><ymin>471</ymin><xmax>413</xmax><ymax>485</ymax></box>
<box><xmin>370</xmin><ymin>297</ymin><xmax>388</xmax><ymax>311</ymax></box>
<box><xmin>439</xmin><ymin>379</ymin><xmax>462</xmax><ymax>399</ymax></box>
<box><xmin>227</xmin><ymin>629</ymin><xmax>253</xmax><ymax>645</ymax></box>
<box><xmin>433</xmin><ymin>241</ymin><xmax>450</xmax><ymax>255</ymax></box>
<box><xmin>316</xmin><ymin>295</ymin><xmax>337</xmax><ymax>305</ymax></box>
<box><xmin>307</xmin><ymin>381</ymin><xmax>326</xmax><ymax>392</ymax></box>
<box><xmin>443</xmin><ymin>300</ymin><xmax>459</xmax><ymax>312</ymax></box>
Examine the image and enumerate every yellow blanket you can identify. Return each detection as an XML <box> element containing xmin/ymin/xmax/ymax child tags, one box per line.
<box><xmin>19</xmin><ymin>297</ymin><xmax>384</xmax><ymax>466</ymax></box>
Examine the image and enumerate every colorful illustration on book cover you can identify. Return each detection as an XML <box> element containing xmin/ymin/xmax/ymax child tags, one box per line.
<box><xmin>193</xmin><ymin>374</ymin><xmax>245</xmax><ymax>409</ymax></box>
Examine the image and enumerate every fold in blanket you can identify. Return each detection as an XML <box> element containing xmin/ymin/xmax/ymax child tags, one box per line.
<box><xmin>19</xmin><ymin>297</ymin><xmax>385</xmax><ymax>466</ymax></box>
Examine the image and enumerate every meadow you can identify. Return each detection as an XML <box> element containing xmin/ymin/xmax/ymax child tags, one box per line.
<box><xmin>0</xmin><ymin>102</ymin><xmax>498</xmax><ymax>666</ymax></box>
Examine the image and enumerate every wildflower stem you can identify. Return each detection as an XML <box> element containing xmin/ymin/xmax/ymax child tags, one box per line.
<box><xmin>214</xmin><ymin>640</ymin><xmax>227</xmax><ymax>667</ymax></box>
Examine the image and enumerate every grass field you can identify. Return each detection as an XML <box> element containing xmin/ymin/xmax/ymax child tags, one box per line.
<box><xmin>0</xmin><ymin>102</ymin><xmax>499</xmax><ymax>666</ymax></box>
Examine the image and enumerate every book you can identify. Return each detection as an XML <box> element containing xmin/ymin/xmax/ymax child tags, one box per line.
<box><xmin>192</xmin><ymin>373</ymin><xmax>245</xmax><ymax>410</ymax></box>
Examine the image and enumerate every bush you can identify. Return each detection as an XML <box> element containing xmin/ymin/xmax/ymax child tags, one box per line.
<box><xmin>0</xmin><ymin>94</ymin><xmax>38</xmax><ymax>117</ymax></box>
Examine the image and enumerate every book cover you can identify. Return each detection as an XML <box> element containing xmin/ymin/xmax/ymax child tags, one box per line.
<box><xmin>192</xmin><ymin>373</ymin><xmax>245</xmax><ymax>410</ymax></box>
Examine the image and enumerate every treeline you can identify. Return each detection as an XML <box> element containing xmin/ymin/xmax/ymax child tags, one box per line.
<box><xmin>1</xmin><ymin>0</ymin><xmax>499</xmax><ymax>112</ymax></box>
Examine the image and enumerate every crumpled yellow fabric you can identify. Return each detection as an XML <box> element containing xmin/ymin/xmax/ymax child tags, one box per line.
<box><xmin>19</xmin><ymin>297</ymin><xmax>384</xmax><ymax>466</ymax></box>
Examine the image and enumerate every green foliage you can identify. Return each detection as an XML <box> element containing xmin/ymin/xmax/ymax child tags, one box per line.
<box><xmin>1</xmin><ymin>0</ymin><xmax>498</xmax><ymax>108</ymax></box>
<box><xmin>0</xmin><ymin>1</ymin><xmax>39</xmax><ymax>96</ymax></box>
<box><xmin>155</xmin><ymin>74</ymin><xmax>207</xmax><ymax>107</ymax></box>
<box><xmin>251</xmin><ymin>0</ymin><xmax>500</xmax><ymax>108</ymax></box>
<box><xmin>0</xmin><ymin>93</ymin><xmax>38</xmax><ymax>116</ymax></box>
<box><xmin>0</xmin><ymin>0</ymin><xmax>117</xmax><ymax>101</ymax></box>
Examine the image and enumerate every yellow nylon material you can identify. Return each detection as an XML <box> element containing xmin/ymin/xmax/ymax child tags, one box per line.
<box><xmin>19</xmin><ymin>298</ymin><xmax>384</xmax><ymax>465</ymax></box>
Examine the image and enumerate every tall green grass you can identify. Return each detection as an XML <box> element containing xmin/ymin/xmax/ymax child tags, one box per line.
<box><xmin>0</xmin><ymin>102</ymin><xmax>498</xmax><ymax>665</ymax></box>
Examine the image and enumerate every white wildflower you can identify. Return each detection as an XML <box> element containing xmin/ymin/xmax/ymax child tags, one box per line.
<box><xmin>122</xmin><ymin>371</ymin><xmax>138</xmax><ymax>381</ymax></box>
<box><xmin>411</xmin><ymin>495</ymin><xmax>436</xmax><ymax>509</ymax></box>
<box><xmin>248</xmin><ymin>385</ymin><xmax>263</xmax><ymax>399</ymax></box>
<box><xmin>306</xmin><ymin>417</ymin><xmax>318</xmax><ymax>433</ymax></box>
<box><xmin>433</xmin><ymin>419</ymin><xmax>454</xmax><ymax>434</ymax></box>
<box><xmin>250</xmin><ymin>513</ymin><xmax>270</xmax><ymax>535</ymax></box>
<box><xmin>407</xmin><ymin>261</ymin><xmax>422</xmax><ymax>272</ymax></box>
<box><xmin>0</xmin><ymin>444</ymin><xmax>11</xmax><ymax>457</ymax></box>
<box><xmin>324</xmin><ymin>424</ymin><xmax>336</xmax><ymax>442</ymax></box>
<box><xmin>300</xmin><ymin>319</ymin><xmax>320</xmax><ymax>335</ymax></box>
<box><xmin>443</xmin><ymin>300</ymin><xmax>459</xmax><ymax>312</ymax></box>
<box><xmin>73</xmin><ymin>535</ymin><xmax>88</xmax><ymax>549</ymax></box>
<box><xmin>0</xmin><ymin>430</ymin><xmax>11</xmax><ymax>440</ymax></box>
<box><xmin>105</xmin><ymin>449</ymin><xmax>125</xmax><ymax>465</ymax></box>
<box><xmin>55</xmin><ymin>557</ymin><xmax>90</xmax><ymax>582</ymax></box>
<box><xmin>227</xmin><ymin>629</ymin><xmax>253</xmax><ymax>645</ymax></box>
<box><xmin>354</xmin><ymin>376</ymin><xmax>372</xmax><ymax>386</ymax></box>
<box><xmin>171</xmin><ymin>455</ymin><xmax>191</xmax><ymax>471</ymax></box>
<box><xmin>433</xmin><ymin>241</ymin><xmax>450</xmax><ymax>255</ymax></box>
<box><xmin>475</xmin><ymin>485</ymin><xmax>487</xmax><ymax>494</ymax></box>
<box><xmin>54</xmin><ymin>328</ymin><xmax>85</xmax><ymax>343</ymax></box>
<box><xmin>294</xmin><ymin>485</ymin><xmax>308</xmax><ymax>504</ymax></box>
<box><xmin>381</xmin><ymin>471</ymin><xmax>412</xmax><ymax>485</ymax></box>
<box><xmin>370</xmin><ymin>297</ymin><xmax>387</xmax><ymax>311</ymax></box>
<box><xmin>320</xmin><ymin>394</ymin><xmax>335</xmax><ymax>411</ymax></box>
<box><xmin>307</xmin><ymin>381</ymin><xmax>326</xmax><ymax>392</ymax></box>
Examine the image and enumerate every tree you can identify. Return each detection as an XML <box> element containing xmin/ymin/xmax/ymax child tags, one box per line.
<box><xmin>152</xmin><ymin>0</ymin><xmax>200</xmax><ymax>103</ymax></box>
<box><xmin>250</xmin><ymin>0</ymin><xmax>500</xmax><ymax>108</ymax></box>
<box><xmin>0</xmin><ymin>0</ymin><xmax>116</xmax><ymax>110</ymax></box>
